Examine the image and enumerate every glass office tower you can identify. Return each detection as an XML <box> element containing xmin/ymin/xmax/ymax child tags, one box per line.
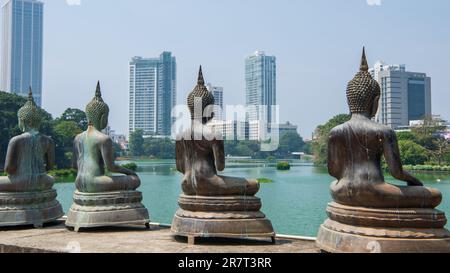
<box><xmin>1</xmin><ymin>0</ymin><xmax>44</xmax><ymax>106</ymax></box>
<box><xmin>129</xmin><ymin>52</ymin><xmax>177</xmax><ymax>137</ymax></box>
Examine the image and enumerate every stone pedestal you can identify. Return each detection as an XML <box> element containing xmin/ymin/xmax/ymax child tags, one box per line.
<box><xmin>171</xmin><ymin>195</ymin><xmax>275</xmax><ymax>244</ymax></box>
<box><xmin>316</xmin><ymin>202</ymin><xmax>450</xmax><ymax>253</ymax></box>
<box><xmin>0</xmin><ymin>189</ymin><xmax>63</xmax><ymax>228</ymax></box>
<box><xmin>65</xmin><ymin>190</ymin><xmax>150</xmax><ymax>232</ymax></box>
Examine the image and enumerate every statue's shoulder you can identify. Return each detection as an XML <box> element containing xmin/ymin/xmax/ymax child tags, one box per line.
<box><xmin>39</xmin><ymin>133</ymin><xmax>55</xmax><ymax>144</ymax></box>
<box><xmin>8</xmin><ymin>134</ymin><xmax>23</xmax><ymax>144</ymax></box>
<box><xmin>365</xmin><ymin>120</ymin><xmax>393</xmax><ymax>136</ymax></box>
<box><xmin>9</xmin><ymin>132</ymin><xmax>32</xmax><ymax>143</ymax></box>
<box><xmin>377</xmin><ymin>125</ymin><xmax>396</xmax><ymax>139</ymax></box>
<box><xmin>74</xmin><ymin>131</ymin><xmax>85</xmax><ymax>141</ymax></box>
<box><xmin>330</xmin><ymin>122</ymin><xmax>349</xmax><ymax>136</ymax></box>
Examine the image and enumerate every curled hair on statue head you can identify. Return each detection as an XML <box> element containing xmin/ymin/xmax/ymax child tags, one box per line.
<box><xmin>346</xmin><ymin>47</ymin><xmax>381</xmax><ymax>117</ymax></box>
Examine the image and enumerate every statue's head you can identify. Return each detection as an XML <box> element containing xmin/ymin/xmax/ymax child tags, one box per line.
<box><xmin>187</xmin><ymin>66</ymin><xmax>215</xmax><ymax>124</ymax></box>
<box><xmin>346</xmin><ymin>47</ymin><xmax>381</xmax><ymax>118</ymax></box>
<box><xmin>17</xmin><ymin>87</ymin><xmax>41</xmax><ymax>132</ymax></box>
<box><xmin>86</xmin><ymin>81</ymin><xmax>110</xmax><ymax>130</ymax></box>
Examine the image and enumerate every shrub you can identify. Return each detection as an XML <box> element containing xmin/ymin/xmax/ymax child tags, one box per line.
<box><xmin>257</xmin><ymin>178</ymin><xmax>274</xmax><ymax>183</ymax></box>
<box><xmin>121</xmin><ymin>162</ymin><xmax>138</xmax><ymax>171</ymax></box>
<box><xmin>48</xmin><ymin>169</ymin><xmax>77</xmax><ymax>178</ymax></box>
<box><xmin>276</xmin><ymin>161</ymin><xmax>291</xmax><ymax>171</ymax></box>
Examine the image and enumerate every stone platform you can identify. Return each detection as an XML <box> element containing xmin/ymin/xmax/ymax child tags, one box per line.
<box><xmin>0</xmin><ymin>220</ymin><xmax>319</xmax><ymax>253</ymax></box>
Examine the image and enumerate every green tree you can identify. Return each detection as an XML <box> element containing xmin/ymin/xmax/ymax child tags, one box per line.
<box><xmin>143</xmin><ymin>137</ymin><xmax>175</xmax><ymax>159</ymax></box>
<box><xmin>398</xmin><ymin>140</ymin><xmax>428</xmax><ymax>165</ymax></box>
<box><xmin>53</xmin><ymin>120</ymin><xmax>83</xmax><ymax>168</ymax></box>
<box><xmin>411</xmin><ymin>116</ymin><xmax>446</xmax><ymax>151</ymax></box>
<box><xmin>396</xmin><ymin>131</ymin><xmax>417</xmax><ymax>142</ymax></box>
<box><xmin>113</xmin><ymin>142</ymin><xmax>123</xmax><ymax>159</ymax></box>
<box><xmin>129</xmin><ymin>129</ymin><xmax>145</xmax><ymax>157</ymax></box>
<box><xmin>59</xmin><ymin>108</ymin><xmax>88</xmax><ymax>130</ymax></box>
<box><xmin>311</xmin><ymin>114</ymin><xmax>350</xmax><ymax>165</ymax></box>
<box><xmin>278</xmin><ymin>132</ymin><xmax>305</xmax><ymax>158</ymax></box>
<box><xmin>432</xmin><ymin>138</ymin><xmax>449</xmax><ymax>166</ymax></box>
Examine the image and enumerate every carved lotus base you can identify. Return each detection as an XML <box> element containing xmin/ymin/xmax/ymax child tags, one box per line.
<box><xmin>316</xmin><ymin>203</ymin><xmax>450</xmax><ymax>253</ymax></box>
<box><xmin>171</xmin><ymin>195</ymin><xmax>275</xmax><ymax>244</ymax></box>
<box><xmin>0</xmin><ymin>190</ymin><xmax>64</xmax><ymax>228</ymax></box>
<box><xmin>65</xmin><ymin>190</ymin><xmax>150</xmax><ymax>232</ymax></box>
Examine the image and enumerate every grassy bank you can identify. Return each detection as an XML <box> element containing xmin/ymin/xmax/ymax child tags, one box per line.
<box><xmin>403</xmin><ymin>165</ymin><xmax>450</xmax><ymax>172</ymax></box>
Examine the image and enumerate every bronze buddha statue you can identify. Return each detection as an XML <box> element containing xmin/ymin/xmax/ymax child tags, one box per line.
<box><xmin>72</xmin><ymin>82</ymin><xmax>141</xmax><ymax>193</ymax></box>
<box><xmin>0</xmin><ymin>88</ymin><xmax>63</xmax><ymax>227</ymax></box>
<box><xmin>177</xmin><ymin>67</ymin><xmax>259</xmax><ymax>196</ymax></box>
<box><xmin>171</xmin><ymin>67</ymin><xmax>274</xmax><ymax>244</ymax></box>
<box><xmin>316</xmin><ymin>48</ymin><xmax>450</xmax><ymax>253</ymax></box>
<box><xmin>65</xmin><ymin>82</ymin><xmax>149</xmax><ymax>232</ymax></box>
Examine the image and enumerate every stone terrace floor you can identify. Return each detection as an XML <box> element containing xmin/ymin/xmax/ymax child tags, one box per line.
<box><xmin>0</xmin><ymin>221</ymin><xmax>320</xmax><ymax>253</ymax></box>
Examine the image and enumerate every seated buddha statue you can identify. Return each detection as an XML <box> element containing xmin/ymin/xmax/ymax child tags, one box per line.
<box><xmin>72</xmin><ymin>82</ymin><xmax>140</xmax><ymax>193</ymax></box>
<box><xmin>0</xmin><ymin>89</ymin><xmax>55</xmax><ymax>192</ymax></box>
<box><xmin>328</xmin><ymin>48</ymin><xmax>441</xmax><ymax>209</ymax></box>
<box><xmin>0</xmin><ymin>88</ymin><xmax>63</xmax><ymax>227</ymax></box>
<box><xmin>316</xmin><ymin>48</ymin><xmax>450</xmax><ymax>253</ymax></box>
<box><xmin>176</xmin><ymin>67</ymin><xmax>259</xmax><ymax>196</ymax></box>
<box><xmin>66</xmin><ymin>82</ymin><xmax>149</xmax><ymax>231</ymax></box>
<box><xmin>171</xmin><ymin>67</ymin><xmax>274</xmax><ymax>244</ymax></box>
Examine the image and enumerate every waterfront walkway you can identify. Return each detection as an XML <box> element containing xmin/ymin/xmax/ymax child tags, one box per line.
<box><xmin>0</xmin><ymin>221</ymin><xmax>320</xmax><ymax>253</ymax></box>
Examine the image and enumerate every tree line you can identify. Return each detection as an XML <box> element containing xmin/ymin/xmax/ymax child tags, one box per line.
<box><xmin>128</xmin><ymin>129</ymin><xmax>309</xmax><ymax>160</ymax></box>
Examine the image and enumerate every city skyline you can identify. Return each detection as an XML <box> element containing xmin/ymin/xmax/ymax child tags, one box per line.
<box><xmin>1</xmin><ymin>0</ymin><xmax>449</xmax><ymax>137</ymax></box>
<box><xmin>1</xmin><ymin>0</ymin><xmax>44</xmax><ymax>106</ymax></box>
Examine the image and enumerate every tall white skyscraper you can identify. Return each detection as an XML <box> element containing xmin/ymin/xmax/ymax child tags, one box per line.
<box><xmin>206</xmin><ymin>83</ymin><xmax>224</xmax><ymax>120</ymax></box>
<box><xmin>370</xmin><ymin>61</ymin><xmax>432</xmax><ymax>129</ymax></box>
<box><xmin>129</xmin><ymin>52</ymin><xmax>176</xmax><ymax>137</ymax></box>
<box><xmin>245</xmin><ymin>51</ymin><xmax>277</xmax><ymax>124</ymax></box>
<box><xmin>1</xmin><ymin>0</ymin><xmax>44</xmax><ymax>106</ymax></box>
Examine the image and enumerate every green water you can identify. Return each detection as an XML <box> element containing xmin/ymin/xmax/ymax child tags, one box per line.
<box><xmin>54</xmin><ymin>160</ymin><xmax>450</xmax><ymax>237</ymax></box>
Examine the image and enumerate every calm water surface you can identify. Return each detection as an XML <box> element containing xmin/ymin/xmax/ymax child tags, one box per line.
<box><xmin>54</xmin><ymin>160</ymin><xmax>450</xmax><ymax>237</ymax></box>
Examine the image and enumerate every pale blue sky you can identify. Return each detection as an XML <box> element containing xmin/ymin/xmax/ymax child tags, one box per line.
<box><xmin>3</xmin><ymin>0</ymin><xmax>450</xmax><ymax>137</ymax></box>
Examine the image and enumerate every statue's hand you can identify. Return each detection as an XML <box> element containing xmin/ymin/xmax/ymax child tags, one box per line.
<box><xmin>128</xmin><ymin>170</ymin><xmax>137</xmax><ymax>176</ymax></box>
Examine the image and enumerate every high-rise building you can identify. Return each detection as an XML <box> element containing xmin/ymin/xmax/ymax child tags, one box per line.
<box><xmin>129</xmin><ymin>52</ymin><xmax>176</xmax><ymax>137</ymax></box>
<box><xmin>1</xmin><ymin>0</ymin><xmax>44</xmax><ymax>106</ymax></box>
<box><xmin>206</xmin><ymin>83</ymin><xmax>224</xmax><ymax>120</ymax></box>
<box><xmin>370</xmin><ymin>61</ymin><xmax>432</xmax><ymax>129</ymax></box>
<box><xmin>245</xmin><ymin>51</ymin><xmax>277</xmax><ymax>124</ymax></box>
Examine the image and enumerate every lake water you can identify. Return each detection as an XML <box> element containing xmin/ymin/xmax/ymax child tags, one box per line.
<box><xmin>54</xmin><ymin>160</ymin><xmax>450</xmax><ymax>237</ymax></box>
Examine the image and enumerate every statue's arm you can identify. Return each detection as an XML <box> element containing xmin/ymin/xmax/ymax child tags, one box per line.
<box><xmin>4</xmin><ymin>138</ymin><xmax>17</xmax><ymax>175</ymax></box>
<box><xmin>72</xmin><ymin>139</ymin><xmax>78</xmax><ymax>170</ymax></box>
<box><xmin>383</xmin><ymin>130</ymin><xmax>423</xmax><ymax>186</ymax></box>
<box><xmin>175</xmin><ymin>140</ymin><xmax>185</xmax><ymax>173</ymax></box>
<box><xmin>328</xmin><ymin>132</ymin><xmax>342</xmax><ymax>179</ymax></box>
<box><xmin>212</xmin><ymin>139</ymin><xmax>225</xmax><ymax>172</ymax></box>
<box><xmin>45</xmin><ymin>138</ymin><xmax>55</xmax><ymax>172</ymax></box>
<box><xmin>101</xmin><ymin>138</ymin><xmax>136</xmax><ymax>176</ymax></box>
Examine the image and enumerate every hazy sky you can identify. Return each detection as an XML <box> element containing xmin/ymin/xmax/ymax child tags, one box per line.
<box><xmin>2</xmin><ymin>0</ymin><xmax>449</xmax><ymax>138</ymax></box>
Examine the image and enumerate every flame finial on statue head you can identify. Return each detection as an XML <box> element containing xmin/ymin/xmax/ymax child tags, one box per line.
<box><xmin>95</xmin><ymin>81</ymin><xmax>102</xmax><ymax>98</ymax></box>
<box><xmin>197</xmin><ymin>66</ymin><xmax>205</xmax><ymax>86</ymax></box>
<box><xmin>360</xmin><ymin>47</ymin><xmax>369</xmax><ymax>72</ymax></box>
